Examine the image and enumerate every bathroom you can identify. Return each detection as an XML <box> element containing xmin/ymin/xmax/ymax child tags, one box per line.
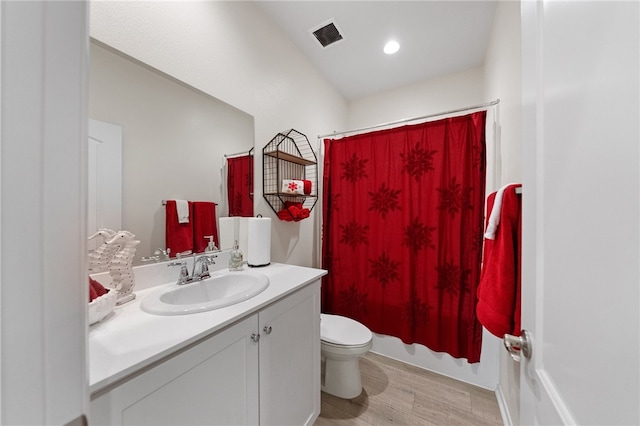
<box><xmin>1</xmin><ymin>1</ymin><xmax>639</xmax><ymax>425</ymax></box>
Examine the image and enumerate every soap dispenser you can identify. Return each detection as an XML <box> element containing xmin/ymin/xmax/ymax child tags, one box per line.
<box><xmin>229</xmin><ymin>240</ymin><xmax>244</xmax><ymax>271</ymax></box>
<box><xmin>204</xmin><ymin>235</ymin><xmax>218</xmax><ymax>253</ymax></box>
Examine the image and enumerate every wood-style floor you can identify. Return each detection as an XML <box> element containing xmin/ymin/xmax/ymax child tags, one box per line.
<box><xmin>314</xmin><ymin>352</ymin><xmax>503</xmax><ymax>426</ymax></box>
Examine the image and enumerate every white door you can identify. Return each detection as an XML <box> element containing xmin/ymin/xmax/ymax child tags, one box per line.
<box><xmin>1</xmin><ymin>1</ymin><xmax>89</xmax><ymax>424</ymax></box>
<box><xmin>520</xmin><ymin>1</ymin><xmax>639</xmax><ymax>424</ymax></box>
<box><xmin>88</xmin><ymin>119</ymin><xmax>123</xmax><ymax>250</ymax></box>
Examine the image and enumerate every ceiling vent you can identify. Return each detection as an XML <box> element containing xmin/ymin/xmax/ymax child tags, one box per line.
<box><xmin>310</xmin><ymin>19</ymin><xmax>344</xmax><ymax>49</ymax></box>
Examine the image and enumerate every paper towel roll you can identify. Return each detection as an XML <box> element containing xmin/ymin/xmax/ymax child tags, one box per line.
<box><xmin>238</xmin><ymin>218</ymin><xmax>249</xmax><ymax>259</ymax></box>
<box><xmin>247</xmin><ymin>217</ymin><xmax>271</xmax><ymax>267</ymax></box>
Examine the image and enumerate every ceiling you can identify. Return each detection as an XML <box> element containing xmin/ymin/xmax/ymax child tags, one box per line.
<box><xmin>256</xmin><ymin>1</ymin><xmax>498</xmax><ymax>101</ymax></box>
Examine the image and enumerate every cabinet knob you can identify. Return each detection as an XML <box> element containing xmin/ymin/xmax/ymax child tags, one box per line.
<box><xmin>263</xmin><ymin>326</ymin><xmax>272</xmax><ymax>335</ymax></box>
<box><xmin>251</xmin><ymin>333</ymin><xmax>260</xmax><ymax>343</ymax></box>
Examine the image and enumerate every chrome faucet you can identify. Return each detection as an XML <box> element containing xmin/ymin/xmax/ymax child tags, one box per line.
<box><xmin>168</xmin><ymin>254</ymin><xmax>218</xmax><ymax>285</ymax></box>
<box><xmin>191</xmin><ymin>254</ymin><xmax>217</xmax><ymax>281</ymax></box>
<box><xmin>167</xmin><ymin>260</ymin><xmax>190</xmax><ymax>285</ymax></box>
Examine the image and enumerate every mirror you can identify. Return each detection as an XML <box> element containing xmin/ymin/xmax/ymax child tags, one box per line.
<box><xmin>89</xmin><ymin>40</ymin><xmax>255</xmax><ymax>264</ymax></box>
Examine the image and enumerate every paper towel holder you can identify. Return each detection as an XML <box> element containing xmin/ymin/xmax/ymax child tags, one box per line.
<box><xmin>247</xmin><ymin>215</ymin><xmax>271</xmax><ymax>268</ymax></box>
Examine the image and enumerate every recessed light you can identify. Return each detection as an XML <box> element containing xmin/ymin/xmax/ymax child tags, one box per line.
<box><xmin>384</xmin><ymin>41</ymin><xmax>400</xmax><ymax>55</ymax></box>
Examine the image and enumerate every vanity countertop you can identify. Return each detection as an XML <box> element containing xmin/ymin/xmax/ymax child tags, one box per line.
<box><xmin>89</xmin><ymin>263</ymin><xmax>326</xmax><ymax>395</ymax></box>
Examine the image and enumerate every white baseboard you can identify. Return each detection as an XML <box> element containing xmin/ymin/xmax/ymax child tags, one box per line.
<box><xmin>495</xmin><ymin>385</ymin><xmax>513</xmax><ymax>426</ymax></box>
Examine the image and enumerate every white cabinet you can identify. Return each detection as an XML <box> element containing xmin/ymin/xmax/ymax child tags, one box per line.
<box><xmin>90</xmin><ymin>314</ymin><xmax>259</xmax><ymax>426</ymax></box>
<box><xmin>259</xmin><ymin>281</ymin><xmax>320</xmax><ymax>426</ymax></box>
<box><xmin>90</xmin><ymin>281</ymin><xmax>320</xmax><ymax>426</ymax></box>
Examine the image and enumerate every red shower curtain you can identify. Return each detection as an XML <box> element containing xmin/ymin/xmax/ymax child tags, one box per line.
<box><xmin>322</xmin><ymin>112</ymin><xmax>486</xmax><ymax>363</ymax></box>
<box><xmin>227</xmin><ymin>155</ymin><xmax>254</xmax><ymax>217</ymax></box>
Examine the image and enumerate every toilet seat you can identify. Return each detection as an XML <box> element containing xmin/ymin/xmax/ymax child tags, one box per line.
<box><xmin>320</xmin><ymin>314</ymin><xmax>372</xmax><ymax>347</ymax></box>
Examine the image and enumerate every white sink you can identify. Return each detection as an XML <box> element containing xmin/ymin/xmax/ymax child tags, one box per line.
<box><xmin>141</xmin><ymin>270</ymin><xmax>270</xmax><ymax>315</ymax></box>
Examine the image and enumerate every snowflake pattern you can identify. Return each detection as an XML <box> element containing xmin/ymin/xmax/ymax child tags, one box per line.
<box><xmin>341</xmin><ymin>153</ymin><xmax>369</xmax><ymax>183</ymax></box>
<box><xmin>437</xmin><ymin>177</ymin><xmax>473</xmax><ymax>216</ymax></box>
<box><xmin>403</xmin><ymin>296</ymin><xmax>431</xmax><ymax>329</ymax></box>
<box><xmin>400</xmin><ymin>147</ymin><xmax>437</xmax><ymax>181</ymax></box>
<box><xmin>338</xmin><ymin>283</ymin><xmax>368</xmax><ymax>315</ymax></box>
<box><xmin>402</xmin><ymin>218</ymin><xmax>436</xmax><ymax>252</ymax></box>
<box><xmin>323</xmin><ymin>118</ymin><xmax>487</xmax><ymax>362</ymax></box>
<box><xmin>368</xmin><ymin>252</ymin><xmax>400</xmax><ymax>288</ymax></box>
<box><xmin>368</xmin><ymin>183</ymin><xmax>402</xmax><ymax>218</ymax></box>
<box><xmin>339</xmin><ymin>221</ymin><xmax>369</xmax><ymax>248</ymax></box>
<box><xmin>436</xmin><ymin>260</ymin><xmax>471</xmax><ymax>295</ymax></box>
<box><xmin>287</xmin><ymin>181</ymin><xmax>299</xmax><ymax>192</ymax></box>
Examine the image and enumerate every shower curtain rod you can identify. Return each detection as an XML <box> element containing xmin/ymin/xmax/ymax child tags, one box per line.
<box><xmin>318</xmin><ymin>99</ymin><xmax>500</xmax><ymax>139</ymax></box>
<box><xmin>224</xmin><ymin>147</ymin><xmax>254</xmax><ymax>158</ymax></box>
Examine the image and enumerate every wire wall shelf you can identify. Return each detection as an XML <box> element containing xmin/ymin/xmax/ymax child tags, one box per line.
<box><xmin>263</xmin><ymin>129</ymin><xmax>318</xmax><ymax>218</ymax></box>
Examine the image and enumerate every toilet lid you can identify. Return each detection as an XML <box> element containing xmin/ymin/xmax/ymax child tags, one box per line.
<box><xmin>320</xmin><ymin>314</ymin><xmax>372</xmax><ymax>346</ymax></box>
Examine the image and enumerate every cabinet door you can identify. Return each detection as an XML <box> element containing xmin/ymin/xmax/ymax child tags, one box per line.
<box><xmin>259</xmin><ymin>281</ymin><xmax>321</xmax><ymax>426</ymax></box>
<box><xmin>90</xmin><ymin>315</ymin><xmax>259</xmax><ymax>426</ymax></box>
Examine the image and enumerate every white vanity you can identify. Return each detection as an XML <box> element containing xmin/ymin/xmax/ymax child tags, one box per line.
<box><xmin>89</xmin><ymin>261</ymin><xmax>326</xmax><ymax>426</ymax></box>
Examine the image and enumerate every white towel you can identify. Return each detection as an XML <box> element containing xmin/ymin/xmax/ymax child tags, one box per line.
<box><xmin>484</xmin><ymin>183</ymin><xmax>518</xmax><ymax>240</ymax></box>
<box><xmin>175</xmin><ymin>199</ymin><xmax>189</xmax><ymax>224</ymax></box>
<box><xmin>282</xmin><ymin>179</ymin><xmax>308</xmax><ymax>195</ymax></box>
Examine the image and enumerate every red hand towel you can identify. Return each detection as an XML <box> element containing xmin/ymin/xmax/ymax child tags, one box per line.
<box><xmin>166</xmin><ymin>200</ymin><xmax>194</xmax><ymax>257</ymax></box>
<box><xmin>294</xmin><ymin>207</ymin><xmax>310</xmax><ymax>221</ymax></box>
<box><xmin>192</xmin><ymin>201</ymin><xmax>219</xmax><ymax>253</ymax></box>
<box><xmin>277</xmin><ymin>201</ymin><xmax>300</xmax><ymax>221</ymax></box>
<box><xmin>303</xmin><ymin>179</ymin><xmax>312</xmax><ymax>195</ymax></box>
<box><xmin>476</xmin><ymin>184</ymin><xmax>522</xmax><ymax>338</ymax></box>
<box><xmin>277</xmin><ymin>201</ymin><xmax>311</xmax><ymax>222</ymax></box>
<box><xmin>277</xmin><ymin>205</ymin><xmax>299</xmax><ymax>221</ymax></box>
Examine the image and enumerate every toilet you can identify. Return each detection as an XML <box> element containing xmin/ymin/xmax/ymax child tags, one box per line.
<box><xmin>320</xmin><ymin>313</ymin><xmax>373</xmax><ymax>399</ymax></box>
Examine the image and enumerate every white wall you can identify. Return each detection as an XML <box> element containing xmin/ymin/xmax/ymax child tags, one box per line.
<box><xmin>90</xmin><ymin>1</ymin><xmax>347</xmax><ymax>268</ymax></box>
<box><xmin>484</xmin><ymin>0</ymin><xmax>522</xmax><ymax>187</ymax></box>
<box><xmin>483</xmin><ymin>1</ymin><xmax>522</xmax><ymax>423</ymax></box>
<box><xmin>347</xmin><ymin>67</ymin><xmax>485</xmax><ymax>128</ymax></box>
<box><xmin>89</xmin><ymin>42</ymin><xmax>254</xmax><ymax>263</ymax></box>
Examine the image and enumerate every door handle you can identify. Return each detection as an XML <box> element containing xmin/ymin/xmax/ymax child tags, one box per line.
<box><xmin>503</xmin><ymin>330</ymin><xmax>532</xmax><ymax>362</ymax></box>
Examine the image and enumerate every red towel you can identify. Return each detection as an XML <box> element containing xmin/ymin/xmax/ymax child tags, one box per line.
<box><xmin>89</xmin><ymin>277</ymin><xmax>107</xmax><ymax>302</ymax></box>
<box><xmin>476</xmin><ymin>184</ymin><xmax>522</xmax><ymax>338</ymax></box>
<box><xmin>227</xmin><ymin>155</ymin><xmax>254</xmax><ymax>217</ymax></box>
<box><xmin>165</xmin><ymin>200</ymin><xmax>194</xmax><ymax>257</ymax></box>
<box><xmin>192</xmin><ymin>201</ymin><xmax>219</xmax><ymax>253</ymax></box>
<box><xmin>303</xmin><ymin>179</ymin><xmax>312</xmax><ymax>195</ymax></box>
<box><xmin>277</xmin><ymin>201</ymin><xmax>310</xmax><ymax>222</ymax></box>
